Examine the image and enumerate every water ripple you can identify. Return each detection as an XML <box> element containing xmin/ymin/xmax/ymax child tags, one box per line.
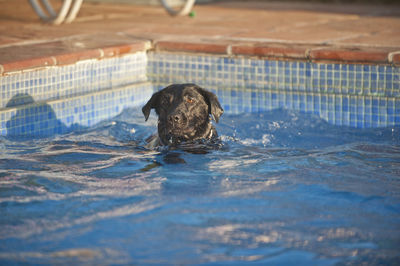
<box><xmin>1</xmin><ymin>108</ymin><xmax>399</xmax><ymax>265</ymax></box>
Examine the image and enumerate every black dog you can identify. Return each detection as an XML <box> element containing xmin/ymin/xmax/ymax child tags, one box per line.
<box><xmin>142</xmin><ymin>84</ymin><xmax>223</xmax><ymax>147</ymax></box>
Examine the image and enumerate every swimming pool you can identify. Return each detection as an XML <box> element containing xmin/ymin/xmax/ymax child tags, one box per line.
<box><xmin>0</xmin><ymin>51</ymin><xmax>399</xmax><ymax>264</ymax></box>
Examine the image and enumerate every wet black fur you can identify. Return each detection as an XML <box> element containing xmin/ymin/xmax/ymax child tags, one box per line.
<box><xmin>142</xmin><ymin>84</ymin><xmax>223</xmax><ymax>146</ymax></box>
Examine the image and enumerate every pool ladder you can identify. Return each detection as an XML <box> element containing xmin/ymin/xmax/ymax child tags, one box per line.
<box><xmin>28</xmin><ymin>0</ymin><xmax>196</xmax><ymax>25</ymax></box>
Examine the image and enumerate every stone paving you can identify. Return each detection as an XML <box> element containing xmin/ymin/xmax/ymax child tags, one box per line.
<box><xmin>0</xmin><ymin>0</ymin><xmax>400</xmax><ymax>74</ymax></box>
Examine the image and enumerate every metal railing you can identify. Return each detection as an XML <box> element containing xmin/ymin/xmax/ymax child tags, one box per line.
<box><xmin>28</xmin><ymin>0</ymin><xmax>196</xmax><ymax>25</ymax></box>
<box><xmin>160</xmin><ymin>0</ymin><xmax>195</xmax><ymax>16</ymax></box>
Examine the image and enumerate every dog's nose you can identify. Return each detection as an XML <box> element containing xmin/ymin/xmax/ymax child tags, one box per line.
<box><xmin>168</xmin><ymin>113</ymin><xmax>183</xmax><ymax>124</ymax></box>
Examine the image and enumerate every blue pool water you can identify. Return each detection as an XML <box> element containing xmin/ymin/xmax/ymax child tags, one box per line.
<box><xmin>1</xmin><ymin>106</ymin><xmax>399</xmax><ymax>265</ymax></box>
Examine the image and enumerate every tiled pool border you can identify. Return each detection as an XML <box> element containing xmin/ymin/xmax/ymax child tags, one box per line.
<box><xmin>148</xmin><ymin>52</ymin><xmax>399</xmax><ymax>128</ymax></box>
<box><xmin>0</xmin><ymin>52</ymin><xmax>148</xmax><ymax>110</ymax></box>
<box><xmin>1</xmin><ymin>82</ymin><xmax>153</xmax><ymax>137</ymax></box>
<box><xmin>1</xmin><ymin>49</ymin><xmax>399</xmax><ymax>137</ymax></box>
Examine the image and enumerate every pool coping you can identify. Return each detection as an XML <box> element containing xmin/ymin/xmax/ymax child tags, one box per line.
<box><xmin>1</xmin><ymin>37</ymin><xmax>400</xmax><ymax>76</ymax></box>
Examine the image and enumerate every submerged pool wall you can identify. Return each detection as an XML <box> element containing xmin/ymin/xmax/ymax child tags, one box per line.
<box><xmin>148</xmin><ymin>52</ymin><xmax>400</xmax><ymax>128</ymax></box>
<box><xmin>1</xmin><ymin>50</ymin><xmax>399</xmax><ymax>137</ymax></box>
<box><xmin>0</xmin><ymin>52</ymin><xmax>153</xmax><ymax>137</ymax></box>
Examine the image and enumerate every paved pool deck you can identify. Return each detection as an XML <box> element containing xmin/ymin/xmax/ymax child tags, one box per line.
<box><xmin>0</xmin><ymin>0</ymin><xmax>400</xmax><ymax>75</ymax></box>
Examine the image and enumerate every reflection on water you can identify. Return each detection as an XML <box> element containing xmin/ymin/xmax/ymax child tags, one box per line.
<box><xmin>0</xmin><ymin>107</ymin><xmax>399</xmax><ymax>265</ymax></box>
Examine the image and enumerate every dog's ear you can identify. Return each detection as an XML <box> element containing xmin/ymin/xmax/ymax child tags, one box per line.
<box><xmin>142</xmin><ymin>91</ymin><xmax>161</xmax><ymax>121</ymax></box>
<box><xmin>196</xmin><ymin>86</ymin><xmax>224</xmax><ymax>123</ymax></box>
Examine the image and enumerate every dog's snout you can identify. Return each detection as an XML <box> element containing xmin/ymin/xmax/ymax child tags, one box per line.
<box><xmin>170</xmin><ymin>115</ymin><xmax>180</xmax><ymax>122</ymax></box>
<box><xmin>168</xmin><ymin>112</ymin><xmax>185</xmax><ymax>125</ymax></box>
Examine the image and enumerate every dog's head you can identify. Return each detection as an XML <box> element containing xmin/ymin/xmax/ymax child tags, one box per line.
<box><xmin>142</xmin><ymin>84</ymin><xmax>223</xmax><ymax>145</ymax></box>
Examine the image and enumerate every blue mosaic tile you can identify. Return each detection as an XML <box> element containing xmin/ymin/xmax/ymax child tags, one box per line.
<box><xmin>1</xmin><ymin>51</ymin><xmax>400</xmax><ymax>135</ymax></box>
<box><xmin>1</xmin><ymin>81</ymin><xmax>152</xmax><ymax>137</ymax></box>
<box><xmin>147</xmin><ymin>52</ymin><xmax>400</xmax><ymax>128</ymax></box>
<box><xmin>0</xmin><ymin>52</ymin><xmax>148</xmax><ymax>110</ymax></box>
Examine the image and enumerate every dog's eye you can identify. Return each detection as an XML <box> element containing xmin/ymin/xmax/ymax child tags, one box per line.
<box><xmin>186</xmin><ymin>97</ymin><xmax>194</xmax><ymax>104</ymax></box>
